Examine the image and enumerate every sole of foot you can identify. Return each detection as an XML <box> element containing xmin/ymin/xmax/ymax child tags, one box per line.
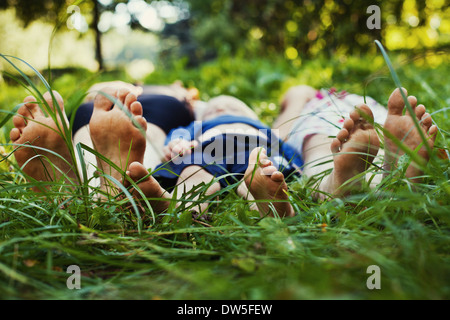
<box><xmin>326</xmin><ymin>104</ymin><xmax>380</xmax><ymax>196</ymax></box>
<box><xmin>10</xmin><ymin>91</ymin><xmax>76</xmax><ymax>192</ymax></box>
<box><xmin>125</xmin><ymin>161</ymin><xmax>170</xmax><ymax>213</ymax></box>
<box><xmin>383</xmin><ymin>87</ymin><xmax>437</xmax><ymax>182</ymax></box>
<box><xmin>244</xmin><ymin>147</ymin><xmax>295</xmax><ymax>218</ymax></box>
<box><xmin>89</xmin><ymin>88</ymin><xmax>148</xmax><ymax>193</ymax></box>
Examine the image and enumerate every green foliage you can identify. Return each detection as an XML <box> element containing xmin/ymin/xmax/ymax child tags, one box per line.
<box><xmin>177</xmin><ymin>0</ymin><xmax>449</xmax><ymax>65</ymax></box>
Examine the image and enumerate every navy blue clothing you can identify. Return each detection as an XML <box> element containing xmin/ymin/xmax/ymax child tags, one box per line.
<box><xmin>154</xmin><ymin>115</ymin><xmax>303</xmax><ymax>189</ymax></box>
<box><xmin>70</xmin><ymin>94</ymin><xmax>195</xmax><ymax>136</ymax></box>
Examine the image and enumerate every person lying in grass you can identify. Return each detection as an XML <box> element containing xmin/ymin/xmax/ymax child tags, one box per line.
<box><xmin>143</xmin><ymin>94</ymin><xmax>304</xmax><ymax>217</ymax></box>
<box><xmin>9</xmin><ymin>84</ymin><xmax>437</xmax><ymax>219</ymax></box>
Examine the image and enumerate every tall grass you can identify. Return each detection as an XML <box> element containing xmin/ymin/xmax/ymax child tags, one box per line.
<box><xmin>0</xmin><ymin>46</ymin><xmax>449</xmax><ymax>300</ymax></box>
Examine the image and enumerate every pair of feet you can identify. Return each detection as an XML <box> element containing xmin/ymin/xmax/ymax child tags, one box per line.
<box><xmin>10</xmin><ymin>87</ymin><xmax>437</xmax><ymax>217</ymax></box>
<box><xmin>10</xmin><ymin>88</ymin><xmax>148</xmax><ymax>194</ymax></box>
<box><xmin>244</xmin><ymin>88</ymin><xmax>437</xmax><ymax>215</ymax></box>
<box><xmin>323</xmin><ymin>87</ymin><xmax>437</xmax><ymax>196</ymax></box>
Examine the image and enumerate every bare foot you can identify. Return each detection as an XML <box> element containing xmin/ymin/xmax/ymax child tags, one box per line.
<box><xmin>89</xmin><ymin>88</ymin><xmax>148</xmax><ymax>193</ymax></box>
<box><xmin>125</xmin><ymin>161</ymin><xmax>171</xmax><ymax>213</ymax></box>
<box><xmin>322</xmin><ymin>104</ymin><xmax>380</xmax><ymax>197</ymax></box>
<box><xmin>244</xmin><ymin>147</ymin><xmax>295</xmax><ymax>218</ymax></box>
<box><xmin>10</xmin><ymin>91</ymin><xmax>76</xmax><ymax>191</ymax></box>
<box><xmin>383</xmin><ymin>88</ymin><xmax>438</xmax><ymax>181</ymax></box>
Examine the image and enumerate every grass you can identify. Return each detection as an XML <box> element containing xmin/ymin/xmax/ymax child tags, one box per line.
<box><xmin>0</xmin><ymin>47</ymin><xmax>449</xmax><ymax>300</ymax></box>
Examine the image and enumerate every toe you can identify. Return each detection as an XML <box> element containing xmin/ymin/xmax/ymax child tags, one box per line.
<box><xmin>388</xmin><ymin>87</ymin><xmax>407</xmax><ymax>116</ymax></box>
<box><xmin>117</xmin><ymin>88</ymin><xmax>130</xmax><ymax>105</ymax></box>
<box><xmin>257</xmin><ymin>149</ymin><xmax>271</xmax><ymax>167</ymax></box>
<box><xmin>405</xmin><ymin>96</ymin><xmax>417</xmax><ymax>117</ymax></box>
<box><xmin>134</xmin><ymin>115</ymin><xmax>148</xmax><ymax>131</ymax></box>
<box><xmin>258</xmin><ymin>150</ymin><xmax>272</xmax><ymax>168</ymax></box>
<box><xmin>23</xmin><ymin>96</ymin><xmax>43</xmax><ymax>118</ymax></box>
<box><xmin>112</xmin><ymin>89</ymin><xmax>131</xmax><ymax>111</ymax></box>
<box><xmin>18</xmin><ymin>101</ymin><xmax>33</xmax><ymax>119</ymax></box>
<box><xmin>125</xmin><ymin>161</ymin><xmax>149</xmax><ymax>188</ymax></box>
<box><xmin>13</xmin><ymin>114</ymin><xmax>27</xmax><ymax>130</ymax></box>
<box><xmin>248</xmin><ymin>147</ymin><xmax>266</xmax><ymax>166</ymax></box>
<box><xmin>336</xmin><ymin>128</ymin><xmax>349</xmax><ymax>143</ymax></box>
<box><xmin>355</xmin><ymin>104</ymin><xmax>374</xmax><ymax>123</ymax></box>
<box><xmin>415</xmin><ymin>104</ymin><xmax>426</xmax><ymax>120</ymax></box>
<box><xmin>10</xmin><ymin>128</ymin><xmax>21</xmax><ymax>142</ymax></box>
<box><xmin>43</xmin><ymin>91</ymin><xmax>65</xmax><ymax>113</ymax></box>
<box><xmin>127</xmin><ymin>161</ymin><xmax>166</xmax><ymax>200</ymax></box>
<box><xmin>349</xmin><ymin>108</ymin><xmax>361</xmax><ymax>123</ymax></box>
<box><xmin>125</xmin><ymin>93</ymin><xmax>138</xmax><ymax>110</ymax></box>
<box><xmin>130</xmin><ymin>100</ymin><xmax>143</xmax><ymax>116</ymax></box>
<box><xmin>428</xmin><ymin>125</ymin><xmax>438</xmax><ymax>142</ymax></box>
<box><xmin>421</xmin><ymin>113</ymin><xmax>432</xmax><ymax>131</ymax></box>
<box><xmin>259</xmin><ymin>158</ymin><xmax>272</xmax><ymax>168</ymax></box>
<box><xmin>270</xmin><ymin>171</ymin><xmax>285</xmax><ymax>183</ymax></box>
<box><xmin>331</xmin><ymin>138</ymin><xmax>341</xmax><ymax>154</ymax></box>
<box><xmin>342</xmin><ymin>118</ymin><xmax>354</xmax><ymax>134</ymax></box>
<box><xmin>94</xmin><ymin>87</ymin><xmax>116</xmax><ymax>111</ymax></box>
<box><xmin>261</xmin><ymin>165</ymin><xmax>278</xmax><ymax>176</ymax></box>
<box><xmin>127</xmin><ymin>161</ymin><xmax>149</xmax><ymax>182</ymax></box>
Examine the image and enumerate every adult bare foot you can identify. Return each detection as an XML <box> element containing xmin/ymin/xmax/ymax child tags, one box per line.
<box><xmin>125</xmin><ymin>161</ymin><xmax>171</xmax><ymax>213</ymax></box>
<box><xmin>10</xmin><ymin>91</ymin><xmax>76</xmax><ymax>191</ymax></box>
<box><xmin>322</xmin><ymin>104</ymin><xmax>380</xmax><ymax>197</ymax></box>
<box><xmin>383</xmin><ymin>88</ymin><xmax>438</xmax><ymax>182</ymax></box>
<box><xmin>244</xmin><ymin>147</ymin><xmax>295</xmax><ymax>218</ymax></box>
<box><xmin>89</xmin><ymin>88</ymin><xmax>148</xmax><ymax>194</ymax></box>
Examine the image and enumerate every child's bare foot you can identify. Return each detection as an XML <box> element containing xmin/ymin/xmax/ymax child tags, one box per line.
<box><xmin>383</xmin><ymin>88</ymin><xmax>438</xmax><ymax>181</ymax></box>
<box><xmin>245</xmin><ymin>147</ymin><xmax>295</xmax><ymax>218</ymax></box>
<box><xmin>89</xmin><ymin>88</ymin><xmax>147</xmax><ymax>193</ymax></box>
<box><xmin>10</xmin><ymin>91</ymin><xmax>76</xmax><ymax>191</ymax></box>
<box><xmin>323</xmin><ymin>104</ymin><xmax>380</xmax><ymax>197</ymax></box>
<box><xmin>125</xmin><ymin>161</ymin><xmax>171</xmax><ymax>213</ymax></box>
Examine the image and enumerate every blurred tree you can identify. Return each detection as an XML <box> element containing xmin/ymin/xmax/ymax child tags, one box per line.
<box><xmin>160</xmin><ymin>18</ymin><xmax>201</xmax><ymax>67</ymax></box>
<box><xmin>1</xmin><ymin>0</ymin><xmax>448</xmax><ymax>70</ymax></box>
<box><xmin>0</xmin><ymin>0</ymin><xmax>106</xmax><ymax>69</ymax></box>
<box><xmin>0</xmin><ymin>0</ymin><xmax>67</xmax><ymax>26</ymax></box>
<box><xmin>185</xmin><ymin>0</ymin><xmax>386</xmax><ymax>59</ymax></box>
<box><xmin>181</xmin><ymin>0</ymin><xmax>448</xmax><ymax>62</ymax></box>
<box><xmin>92</xmin><ymin>0</ymin><xmax>103</xmax><ymax>70</ymax></box>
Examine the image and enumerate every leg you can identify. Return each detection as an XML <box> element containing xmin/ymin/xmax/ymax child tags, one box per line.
<box><xmin>302</xmin><ymin>134</ymin><xmax>335</xmax><ymax>178</ymax></box>
<box><xmin>126</xmin><ymin>162</ymin><xmax>220</xmax><ymax>215</ymax></box>
<box><xmin>10</xmin><ymin>91</ymin><xmax>77</xmax><ymax>192</ymax></box>
<box><xmin>73</xmin><ymin>125</ymin><xmax>98</xmax><ymax>187</ymax></box>
<box><xmin>174</xmin><ymin>165</ymin><xmax>222</xmax><ymax>214</ymax></box>
<box><xmin>383</xmin><ymin>88</ymin><xmax>438</xmax><ymax>181</ymax></box>
<box><xmin>272</xmin><ymin>85</ymin><xmax>317</xmax><ymax>141</ymax></box>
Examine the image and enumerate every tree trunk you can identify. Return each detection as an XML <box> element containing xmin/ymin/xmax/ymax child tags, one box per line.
<box><xmin>93</xmin><ymin>0</ymin><xmax>104</xmax><ymax>71</ymax></box>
